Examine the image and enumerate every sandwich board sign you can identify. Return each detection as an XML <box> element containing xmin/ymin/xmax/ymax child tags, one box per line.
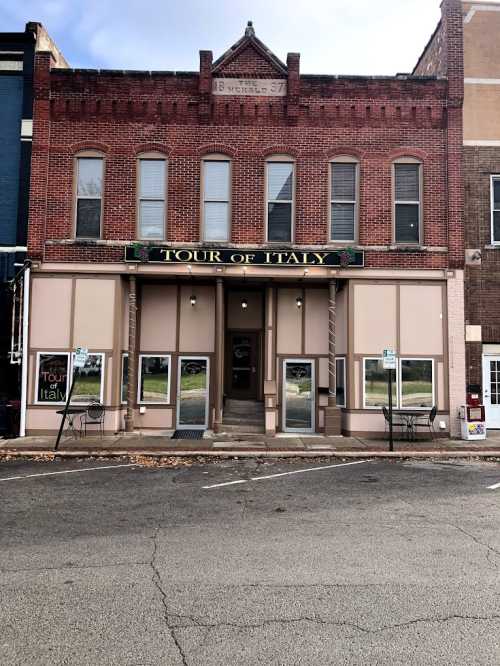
<box><xmin>74</xmin><ymin>347</ymin><xmax>89</xmax><ymax>369</ymax></box>
<box><xmin>383</xmin><ymin>348</ymin><xmax>396</xmax><ymax>370</ymax></box>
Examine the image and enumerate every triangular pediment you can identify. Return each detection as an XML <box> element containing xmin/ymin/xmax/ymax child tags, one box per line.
<box><xmin>212</xmin><ymin>23</ymin><xmax>287</xmax><ymax>77</ymax></box>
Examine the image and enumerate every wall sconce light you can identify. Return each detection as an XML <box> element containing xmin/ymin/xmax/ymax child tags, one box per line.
<box><xmin>303</xmin><ymin>268</ymin><xmax>309</xmax><ymax>276</ymax></box>
<box><xmin>241</xmin><ymin>298</ymin><xmax>248</xmax><ymax>310</ymax></box>
<box><xmin>296</xmin><ymin>296</ymin><xmax>303</xmax><ymax>308</ymax></box>
<box><xmin>190</xmin><ymin>294</ymin><xmax>197</xmax><ymax>306</ymax></box>
<box><xmin>187</xmin><ymin>264</ymin><xmax>193</xmax><ymax>274</ymax></box>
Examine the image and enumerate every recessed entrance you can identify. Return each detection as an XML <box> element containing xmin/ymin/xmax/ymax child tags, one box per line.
<box><xmin>226</xmin><ymin>331</ymin><xmax>259</xmax><ymax>400</ymax></box>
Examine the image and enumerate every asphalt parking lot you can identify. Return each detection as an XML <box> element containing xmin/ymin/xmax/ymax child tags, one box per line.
<box><xmin>1</xmin><ymin>456</ymin><xmax>499</xmax><ymax>665</ymax></box>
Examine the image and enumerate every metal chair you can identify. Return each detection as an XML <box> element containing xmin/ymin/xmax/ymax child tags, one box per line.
<box><xmin>79</xmin><ymin>401</ymin><xmax>105</xmax><ymax>437</ymax></box>
<box><xmin>413</xmin><ymin>405</ymin><xmax>437</xmax><ymax>440</ymax></box>
<box><xmin>382</xmin><ymin>406</ymin><xmax>405</xmax><ymax>436</ymax></box>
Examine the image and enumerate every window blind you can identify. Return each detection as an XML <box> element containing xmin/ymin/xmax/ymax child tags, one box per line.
<box><xmin>332</xmin><ymin>163</ymin><xmax>356</xmax><ymax>200</ymax></box>
<box><xmin>331</xmin><ymin>203</ymin><xmax>355</xmax><ymax>241</ymax></box>
<box><xmin>395</xmin><ymin>164</ymin><xmax>419</xmax><ymax>201</ymax></box>
<box><xmin>139</xmin><ymin>200</ymin><xmax>164</xmax><ymax>239</ymax></box>
<box><xmin>204</xmin><ymin>161</ymin><xmax>229</xmax><ymax>201</ymax></box>
<box><xmin>140</xmin><ymin>160</ymin><xmax>165</xmax><ymax>199</ymax></box>
<box><xmin>204</xmin><ymin>201</ymin><xmax>229</xmax><ymax>240</ymax></box>
<box><xmin>268</xmin><ymin>162</ymin><xmax>293</xmax><ymax>201</ymax></box>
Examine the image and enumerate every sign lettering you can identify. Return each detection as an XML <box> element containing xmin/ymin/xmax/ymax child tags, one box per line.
<box><xmin>212</xmin><ymin>78</ymin><xmax>287</xmax><ymax>97</ymax></box>
<box><xmin>125</xmin><ymin>245</ymin><xmax>364</xmax><ymax>268</ymax></box>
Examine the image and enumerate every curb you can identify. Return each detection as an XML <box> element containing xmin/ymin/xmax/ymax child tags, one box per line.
<box><xmin>1</xmin><ymin>449</ymin><xmax>499</xmax><ymax>459</ymax></box>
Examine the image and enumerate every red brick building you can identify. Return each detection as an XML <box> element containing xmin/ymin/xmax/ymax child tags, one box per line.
<box><xmin>24</xmin><ymin>0</ymin><xmax>465</xmax><ymax>437</ymax></box>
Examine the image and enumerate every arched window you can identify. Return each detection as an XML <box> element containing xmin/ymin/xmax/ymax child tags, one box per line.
<box><xmin>266</xmin><ymin>155</ymin><xmax>295</xmax><ymax>242</ymax></box>
<box><xmin>74</xmin><ymin>151</ymin><xmax>104</xmax><ymax>239</ymax></box>
<box><xmin>330</xmin><ymin>156</ymin><xmax>359</xmax><ymax>243</ymax></box>
<box><xmin>137</xmin><ymin>153</ymin><xmax>167</xmax><ymax>240</ymax></box>
<box><xmin>393</xmin><ymin>157</ymin><xmax>422</xmax><ymax>244</ymax></box>
<box><xmin>201</xmin><ymin>154</ymin><xmax>231</xmax><ymax>241</ymax></box>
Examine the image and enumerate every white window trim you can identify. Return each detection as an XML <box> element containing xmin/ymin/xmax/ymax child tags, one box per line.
<box><xmin>121</xmin><ymin>352</ymin><xmax>128</xmax><ymax>405</ymax></box>
<box><xmin>399</xmin><ymin>357</ymin><xmax>435</xmax><ymax>411</ymax></box>
<box><xmin>265</xmin><ymin>157</ymin><xmax>295</xmax><ymax>243</ymax></box>
<box><xmin>75</xmin><ymin>155</ymin><xmax>104</xmax><ymax>240</ymax></box>
<box><xmin>282</xmin><ymin>358</ymin><xmax>316</xmax><ymax>433</ymax></box>
<box><xmin>329</xmin><ymin>158</ymin><xmax>359</xmax><ymax>244</ymax></box>
<box><xmin>70</xmin><ymin>352</ymin><xmax>105</xmax><ymax>405</ymax></box>
<box><xmin>491</xmin><ymin>174</ymin><xmax>500</xmax><ymax>245</ymax></box>
<box><xmin>393</xmin><ymin>160</ymin><xmax>422</xmax><ymax>245</ymax></box>
<box><xmin>336</xmin><ymin>356</ymin><xmax>346</xmax><ymax>408</ymax></box>
<box><xmin>202</xmin><ymin>156</ymin><xmax>231</xmax><ymax>242</ymax></box>
<box><xmin>34</xmin><ymin>352</ymin><xmax>70</xmax><ymax>406</ymax></box>
<box><xmin>176</xmin><ymin>356</ymin><xmax>210</xmax><ymax>429</ymax></box>
<box><xmin>137</xmin><ymin>354</ymin><xmax>171</xmax><ymax>405</ymax></box>
<box><xmin>137</xmin><ymin>156</ymin><xmax>167</xmax><ymax>241</ymax></box>
<box><xmin>362</xmin><ymin>356</ymin><xmax>399</xmax><ymax>410</ymax></box>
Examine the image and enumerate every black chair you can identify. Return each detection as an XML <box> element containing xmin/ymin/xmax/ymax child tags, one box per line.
<box><xmin>413</xmin><ymin>405</ymin><xmax>437</xmax><ymax>440</ymax></box>
<box><xmin>382</xmin><ymin>406</ymin><xmax>405</xmax><ymax>436</ymax></box>
<box><xmin>79</xmin><ymin>402</ymin><xmax>105</xmax><ymax>437</ymax></box>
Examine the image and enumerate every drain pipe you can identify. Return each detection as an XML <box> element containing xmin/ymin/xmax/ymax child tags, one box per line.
<box><xmin>19</xmin><ymin>264</ymin><xmax>31</xmax><ymax>437</ymax></box>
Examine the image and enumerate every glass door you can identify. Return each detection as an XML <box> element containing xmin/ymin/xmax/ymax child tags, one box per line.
<box><xmin>177</xmin><ymin>357</ymin><xmax>209</xmax><ymax>429</ymax></box>
<box><xmin>283</xmin><ymin>359</ymin><xmax>315</xmax><ymax>433</ymax></box>
<box><xmin>483</xmin><ymin>355</ymin><xmax>500</xmax><ymax>428</ymax></box>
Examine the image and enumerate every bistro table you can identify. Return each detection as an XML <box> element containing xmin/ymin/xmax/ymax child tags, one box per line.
<box><xmin>393</xmin><ymin>410</ymin><xmax>431</xmax><ymax>441</ymax></box>
<box><xmin>56</xmin><ymin>407</ymin><xmax>86</xmax><ymax>438</ymax></box>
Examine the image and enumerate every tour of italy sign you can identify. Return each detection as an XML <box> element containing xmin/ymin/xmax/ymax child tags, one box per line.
<box><xmin>125</xmin><ymin>245</ymin><xmax>364</xmax><ymax>268</ymax></box>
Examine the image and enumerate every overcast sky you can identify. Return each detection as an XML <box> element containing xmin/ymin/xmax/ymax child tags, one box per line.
<box><xmin>1</xmin><ymin>0</ymin><xmax>442</xmax><ymax>75</ymax></box>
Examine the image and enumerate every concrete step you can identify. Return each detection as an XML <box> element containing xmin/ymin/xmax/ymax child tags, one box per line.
<box><xmin>218</xmin><ymin>423</ymin><xmax>266</xmax><ymax>434</ymax></box>
<box><xmin>223</xmin><ymin>417</ymin><xmax>264</xmax><ymax>426</ymax></box>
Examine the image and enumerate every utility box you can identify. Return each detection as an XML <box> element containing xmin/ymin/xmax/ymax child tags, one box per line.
<box><xmin>459</xmin><ymin>405</ymin><xmax>486</xmax><ymax>441</ymax></box>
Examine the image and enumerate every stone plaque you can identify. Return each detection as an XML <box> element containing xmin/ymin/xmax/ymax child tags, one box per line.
<box><xmin>212</xmin><ymin>78</ymin><xmax>287</xmax><ymax>96</ymax></box>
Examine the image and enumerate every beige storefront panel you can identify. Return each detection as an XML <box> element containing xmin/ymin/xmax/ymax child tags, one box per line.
<box><xmin>179</xmin><ymin>285</ymin><xmax>215</xmax><ymax>352</ymax></box>
<box><xmin>30</xmin><ymin>277</ymin><xmax>72</xmax><ymax>348</ymax></box>
<box><xmin>277</xmin><ymin>288</ymin><xmax>302</xmax><ymax>354</ymax></box>
<box><xmin>140</xmin><ymin>284</ymin><xmax>177</xmax><ymax>351</ymax></box>
<box><xmin>227</xmin><ymin>291</ymin><xmax>263</xmax><ymax>329</ymax></box>
<box><xmin>400</xmin><ymin>284</ymin><xmax>443</xmax><ymax>355</ymax></box>
<box><xmin>74</xmin><ymin>278</ymin><xmax>115</xmax><ymax>349</ymax></box>
<box><xmin>353</xmin><ymin>284</ymin><xmax>397</xmax><ymax>354</ymax></box>
<box><xmin>305</xmin><ymin>288</ymin><xmax>328</xmax><ymax>355</ymax></box>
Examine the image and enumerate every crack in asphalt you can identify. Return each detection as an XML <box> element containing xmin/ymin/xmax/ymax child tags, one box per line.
<box><xmin>449</xmin><ymin>523</ymin><xmax>500</xmax><ymax>568</ymax></box>
<box><xmin>168</xmin><ymin>612</ymin><xmax>500</xmax><ymax>635</ymax></box>
<box><xmin>149</xmin><ymin>525</ymin><xmax>189</xmax><ymax>666</ymax></box>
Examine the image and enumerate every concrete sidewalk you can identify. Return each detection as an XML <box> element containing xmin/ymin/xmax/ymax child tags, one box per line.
<box><xmin>1</xmin><ymin>431</ymin><xmax>500</xmax><ymax>458</ymax></box>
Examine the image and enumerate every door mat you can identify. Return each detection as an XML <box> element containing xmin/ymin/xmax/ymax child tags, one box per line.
<box><xmin>172</xmin><ymin>430</ymin><xmax>205</xmax><ymax>440</ymax></box>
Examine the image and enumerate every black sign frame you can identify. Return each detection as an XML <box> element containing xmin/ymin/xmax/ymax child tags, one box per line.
<box><xmin>124</xmin><ymin>245</ymin><xmax>364</xmax><ymax>268</ymax></box>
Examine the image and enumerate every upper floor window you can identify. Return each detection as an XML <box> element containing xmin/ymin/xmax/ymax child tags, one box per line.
<box><xmin>76</xmin><ymin>156</ymin><xmax>103</xmax><ymax>239</ymax></box>
<box><xmin>138</xmin><ymin>157</ymin><xmax>166</xmax><ymax>240</ymax></box>
<box><xmin>491</xmin><ymin>175</ymin><xmax>500</xmax><ymax>244</ymax></box>
<box><xmin>394</xmin><ymin>160</ymin><xmax>421</xmax><ymax>244</ymax></box>
<box><xmin>202</xmin><ymin>157</ymin><xmax>230</xmax><ymax>241</ymax></box>
<box><xmin>330</xmin><ymin>158</ymin><xmax>358</xmax><ymax>242</ymax></box>
<box><xmin>266</xmin><ymin>158</ymin><xmax>294</xmax><ymax>242</ymax></box>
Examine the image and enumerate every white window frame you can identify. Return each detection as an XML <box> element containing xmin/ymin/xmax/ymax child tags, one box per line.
<box><xmin>176</xmin><ymin>356</ymin><xmax>210</xmax><ymax>430</ymax></box>
<box><xmin>202</xmin><ymin>156</ymin><xmax>231</xmax><ymax>241</ymax></box>
<box><xmin>329</xmin><ymin>157</ymin><xmax>358</xmax><ymax>243</ymax></box>
<box><xmin>362</xmin><ymin>357</ymin><xmax>399</xmax><ymax>410</ymax></box>
<box><xmin>265</xmin><ymin>156</ymin><xmax>295</xmax><ymax>243</ymax></box>
<box><xmin>490</xmin><ymin>174</ymin><xmax>500</xmax><ymax>245</ymax></box>
<box><xmin>75</xmin><ymin>154</ymin><xmax>104</xmax><ymax>240</ymax></box>
<box><xmin>399</xmin><ymin>357</ymin><xmax>435</xmax><ymax>411</ymax></box>
<box><xmin>282</xmin><ymin>358</ymin><xmax>316</xmax><ymax>433</ymax></box>
<box><xmin>393</xmin><ymin>159</ymin><xmax>422</xmax><ymax>245</ymax></box>
<box><xmin>70</xmin><ymin>352</ymin><xmax>105</xmax><ymax>405</ymax></box>
<box><xmin>336</xmin><ymin>356</ymin><xmax>346</xmax><ymax>408</ymax></box>
<box><xmin>137</xmin><ymin>155</ymin><xmax>167</xmax><ymax>241</ymax></box>
<box><xmin>35</xmin><ymin>352</ymin><xmax>70</xmax><ymax>405</ymax></box>
<box><xmin>137</xmin><ymin>354</ymin><xmax>171</xmax><ymax>405</ymax></box>
<box><xmin>121</xmin><ymin>352</ymin><xmax>128</xmax><ymax>405</ymax></box>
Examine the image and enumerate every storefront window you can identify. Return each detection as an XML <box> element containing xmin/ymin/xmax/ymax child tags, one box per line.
<box><xmin>139</xmin><ymin>355</ymin><xmax>170</xmax><ymax>403</ymax></box>
<box><xmin>400</xmin><ymin>359</ymin><xmax>433</xmax><ymax>408</ymax></box>
<box><xmin>336</xmin><ymin>357</ymin><xmax>346</xmax><ymax>407</ymax></box>
<box><xmin>121</xmin><ymin>353</ymin><xmax>128</xmax><ymax>403</ymax></box>
<box><xmin>71</xmin><ymin>353</ymin><xmax>104</xmax><ymax>404</ymax></box>
<box><xmin>364</xmin><ymin>358</ymin><xmax>397</xmax><ymax>408</ymax></box>
<box><xmin>36</xmin><ymin>353</ymin><xmax>70</xmax><ymax>404</ymax></box>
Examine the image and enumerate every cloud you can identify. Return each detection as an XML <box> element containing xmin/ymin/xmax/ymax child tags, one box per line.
<box><xmin>0</xmin><ymin>0</ymin><xmax>441</xmax><ymax>75</ymax></box>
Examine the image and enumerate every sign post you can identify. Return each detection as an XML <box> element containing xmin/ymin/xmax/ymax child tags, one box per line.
<box><xmin>383</xmin><ymin>348</ymin><xmax>397</xmax><ymax>452</ymax></box>
<box><xmin>54</xmin><ymin>348</ymin><xmax>88</xmax><ymax>451</ymax></box>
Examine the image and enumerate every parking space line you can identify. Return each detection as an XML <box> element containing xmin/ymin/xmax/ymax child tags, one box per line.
<box><xmin>487</xmin><ymin>481</ymin><xmax>500</xmax><ymax>490</ymax></box>
<box><xmin>202</xmin><ymin>460</ymin><xmax>370</xmax><ymax>489</ymax></box>
<box><xmin>0</xmin><ymin>464</ymin><xmax>138</xmax><ymax>483</ymax></box>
